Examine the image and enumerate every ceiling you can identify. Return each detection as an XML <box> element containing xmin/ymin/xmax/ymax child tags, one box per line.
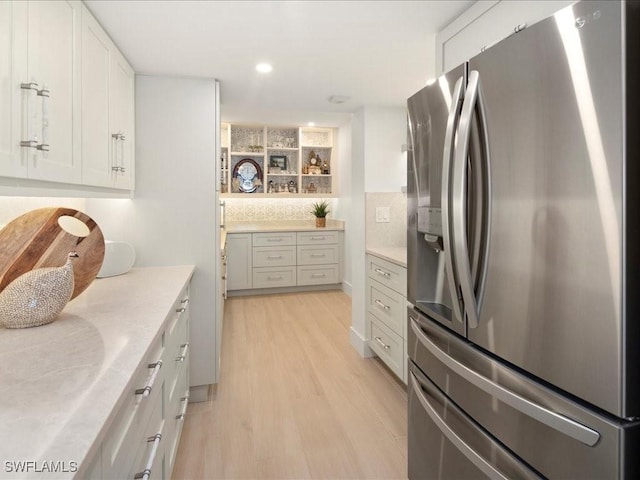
<box><xmin>85</xmin><ymin>0</ymin><xmax>474</xmax><ymax>126</ymax></box>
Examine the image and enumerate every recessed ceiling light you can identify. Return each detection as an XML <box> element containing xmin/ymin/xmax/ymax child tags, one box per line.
<box><xmin>328</xmin><ymin>95</ymin><xmax>350</xmax><ymax>104</ymax></box>
<box><xmin>256</xmin><ymin>63</ymin><xmax>273</xmax><ymax>73</ymax></box>
<box><xmin>307</xmin><ymin>122</ymin><xmax>315</xmax><ymax>127</ymax></box>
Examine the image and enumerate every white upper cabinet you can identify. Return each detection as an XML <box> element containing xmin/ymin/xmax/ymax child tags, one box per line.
<box><xmin>1</xmin><ymin>0</ymin><xmax>134</xmax><ymax>192</ymax></box>
<box><xmin>25</xmin><ymin>0</ymin><xmax>82</xmax><ymax>183</ymax></box>
<box><xmin>0</xmin><ymin>1</ymin><xmax>27</xmax><ymax>179</ymax></box>
<box><xmin>81</xmin><ymin>6</ymin><xmax>134</xmax><ymax>190</ymax></box>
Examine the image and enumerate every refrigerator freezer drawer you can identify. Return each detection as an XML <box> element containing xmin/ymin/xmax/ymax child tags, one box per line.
<box><xmin>408</xmin><ymin>308</ymin><xmax>640</xmax><ymax>479</ymax></box>
<box><xmin>408</xmin><ymin>362</ymin><xmax>541</xmax><ymax>480</ymax></box>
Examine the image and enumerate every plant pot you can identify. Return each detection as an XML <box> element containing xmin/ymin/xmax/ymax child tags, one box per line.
<box><xmin>315</xmin><ymin>217</ymin><xmax>326</xmax><ymax>228</ymax></box>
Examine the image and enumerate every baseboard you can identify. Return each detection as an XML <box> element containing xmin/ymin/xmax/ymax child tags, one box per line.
<box><xmin>189</xmin><ymin>384</ymin><xmax>210</xmax><ymax>403</ymax></box>
<box><xmin>350</xmin><ymin>326</ymin><xmax>375</xmax><ymax>358</ymax></box>
<box><xmin>227</xmin><ymin>283</ymin><xmax>342</xmax><ymax>297</ymax></box>
<box><xmin>341</xmin><ymin>280</ymin><xmax>352</xmax><ymax>297</ymax></box>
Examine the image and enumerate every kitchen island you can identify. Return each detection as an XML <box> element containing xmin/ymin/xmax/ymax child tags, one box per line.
<box><xmin>0</xmin><ymin>265</ymin><xmax>194</xmax><ymax>479</ymax></box>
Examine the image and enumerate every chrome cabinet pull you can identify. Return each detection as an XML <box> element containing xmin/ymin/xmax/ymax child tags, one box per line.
<box><xmin>176</xmin><ymin>307</ymin><xmax>186</xmax><ymax>313</ymax></box>
<box><xmin>36</xmin><ymin>143</ymin><xmax>49</xmax><ymax>152</ymax></box>
<box><xmin>134</xmin><ymin>433</ymin><xmax>162</xmax><ymax>480</ymax></box>
<box><xmin>21</xmin><ymin>81</ymin><xmax>39</xmax><ymax>91</ymax></box>
<box><xmin>37</xmin><ymin>87</ymin><xmax>50</xmax><ymax>98</ymax></box>
<box><xmin>310</xmin><ymin>236</ymin><xmax>325</xmax><ymax>240</ymax></box>
<box><xmin>267</xmin><ymin>255</ymin><xmax>283</xmax><ymax>259</ymax></box>
<box><xmin>374</xmin><ymin>336</ymin><xmax>391</xmax><ymax>350</ymax></box>
<box><xmin>180</xmin><ymin>298</ymin><xmax>190</xmax><ymax>305</ymax></box>
<box><xmin>267</xmin><ymin>238</ymin><xmax>283</xmax><ymax>242</ymax></box>
<box><xmin>310</xmin><ymin>253</ymin><xmax>326</xmax><ymax>257</ymax></box>
<box><xmin>175</xmin><ymin>392</ymin><xmax>190</xmax><ymax>420</ymax></box>
<box><xmin>374</xmin><ymin>268</ymin><xmax>391</xmax><ymax>278</ymax></box>
<box><xmin>311</xmin><ymin>273</ymin><xmax>326</xmax><ymax>278</ymax></box>
<box><xmin>176</xmin><ymin>343</ymin><xmax>189</xmax><ymax>362</ymax></box>
<box><xmin>267</xmin><ymin>275</ymin><xmax>283</xmax><ymax>280</ymax></box>
<box><xmin>20</xmin><ymin>139</ymin><xmax>38</xmax><ymax>148</ymax></box>
<box><xmin>374</xmin><ymin>299</ymin><xmax>391</xmax><ymax>310</ymax></box>
<box><xmin>135</xmin><ymin>360</ymin><xmax>163</xmax><ymax>397</ymax></box>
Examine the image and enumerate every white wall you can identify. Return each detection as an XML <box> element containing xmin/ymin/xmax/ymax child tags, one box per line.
<box><xmin>0</xmin><ymin>197</ymin><xmax>86</xmax><ymax>226</ymax></box>
<box><xmin>335</xmin><ymin>119</ymin><xmax>352</xmax><ymax>294</ymax></box>
<box><xmin>86</xmin><ymin>75</ymin><xmax>219</xmax><ymax>391</ymax></box>
<box><xmin>363</xmin><ymin>107</ymin><xmax>407</xmax><ymax>192</ymax></box>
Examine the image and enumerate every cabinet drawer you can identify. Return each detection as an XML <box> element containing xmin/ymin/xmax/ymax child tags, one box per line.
<box><xmin>253</xmin><ymin>266</ymin><xmax>296</xmax><ymax>288</ymax></box>
<box><xmin>368</xmin><ymin>313</ymin><xmax>404</xmax><ymax>380</ymax></box>
<box><xmin>297</xmin><ymin>245</ymin><xmax>339</xmax><ymax>265</ymax></box>
<box><xmin>297</xmin><ymin>264</ymin><xmax>340</xmax><ymax>285</ymax></box>
<box><xmin>127</xmin><ymin>385</ymin><xmax>165</xmax><ymax>480</ymax></box>
<box><xmin>366</xmin><ymin>278</ymin><xmax>405</xmax><ymax>336</ymax></box>
<box><xmin>367</xmin><ymin>254</ymin><xmax>406</xmax><ymax>295</ymax></box>
<box><xmin>253</xmin><ymin>232</ymin><xmax>296</xmax><ymax>246</ymax></box>
<box><xmin>166</xmin><ymin>376</ymin><xmax>189</xmax><ymax>476</ymax></box>
<box><xmin>297</xmin><ymin>231</ymin><xmax>339</xmax><ymax>245</ymax></box>
<box><xmin>253</xmin><ymin>245</ymin><xmax>296</xmax><ymax>267</ymax></box>
<box><xmin>103</xmin><ymin>339</ymin><xmax>164</xmax><ymax>479</ymax></box>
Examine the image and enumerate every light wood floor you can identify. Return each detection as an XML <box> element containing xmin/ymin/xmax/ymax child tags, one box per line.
<box><xmin>172</xmin><ymin>290</ymin><xmax>408</xmax><ymax>480</ymax></box>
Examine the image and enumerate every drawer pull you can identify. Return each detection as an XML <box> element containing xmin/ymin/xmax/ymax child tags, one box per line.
<box><xmin>180</xmin><ymin>298</ymin><xmax>190</xmax><ymax>305</ymax></box>
<box><xmin>176</xmin><ymin>343</ymin><xmax>189</xmax><ymax>362</ymax></box>
<box><xmin>310</xmin><ymin>236</ymin><xmax>325</xmax><ymax>240</ymax></box>
<box><xmin>310</xmin><ymin>253</ymin><xmax>326</xmax><ymax>257</ymax></box>
<box><xmin>267</xmin><ymin>255</ymin><xmax>283</xmax><ymax>259</ymax></box>
<box><xmin>267</xmin><ymin>238</ymin><xmax>283</xmax><ymax>242</ymax></box>
<box><xmin>267</xmin><ymin>275</ymin><xmax>283</xmax><ymax>281</ymax></box>
<box><xmin>176</xmin><ymin>392</ymin><xmax>190</xmax><ymax>420</ymax></box>
<box><xmin>374</xmin><ymin>268</ymin><xmax>391</xmax><ymax>278</ymax></box>
<box><xmin>176</xmin><ymin>307</ymin><xmax>186</xmax><ymax>313</ymax></box>
<box><xmin>375</xmin><ymin>299</ymin><xmax>391</xmax><ymax>310</ymax></box>
<box><xmin>135</xmin><ymin>361</ymin><xmax>163</xmax><ymax>397</ymax></box>
<box><xmin>133</xmin><ymin>433</ymin><xmax>162</xmax><ymax>480</ymax></box>
<box><xmin>375</xmin><ymin>336</ymin><xmax>391</xmax><ymax>350</ymax></box>
<box><xmin>311</xmin><ymin>273</ymin><xmax>326</xmax><ymax>278</ymax></box>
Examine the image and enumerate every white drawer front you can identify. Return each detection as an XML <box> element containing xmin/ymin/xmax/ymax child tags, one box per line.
<box><xmin>297</xmin><ymin>264</ymin><xmax>340</xmax><ymax>285</ymax></box>
<box><xmin>127</xmin><ymin>386</ymin><xmax>165</xmax><ymax>480</ymax></box>
<box><xmin>297</xmin><ymin>245</ymin><xmax>339</xmax><ymax>265</ymax></box>
<box><xmin>296</xmin><ymin>230</ymin><xmax>339</xmax><ymax>245</ymax></box>
<box><xmin>253</xmin><ymin>266</ymin><xmax>296</xmax><ymax>288</ymax></box>
<box><xmin>253</xmin><ymin>245</ymin><xmax>296</xmax><ymax>267</ymax></box>
<box><xmin>368</xmin><ymin>313</ymin><xmax>404</xmax><ymax>380</ymax></box>
<box><xmin>366</xmin><ymin>279</ymin><xmax>404</xmax><ymax>336</ymax></box>
<box><xmin>253</xmin><ymin>232</ymin><xmax>296</xmax><ymax>246</ymax></box>
<box><xmin>367</xmin><ymin>255</ymin><xmax>406</xmax><ymax>296</ymax></box>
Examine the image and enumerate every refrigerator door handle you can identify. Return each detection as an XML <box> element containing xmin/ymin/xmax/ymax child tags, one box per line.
<box><xmin>410</xmin><ymin>318</ymin><xmax>601</xmax><ymax>446</ymax></box>
<box><xmin>441</xmin><ymin>76</ymin><xmax>465</xmax><ymax>325</ymax></box>
<box><xmin>452</xmin><ymin>70</ymin><xmax>490</xmax><ymax>329</ymax></box>
<box><xmin>409</xmin><ymin>372</ymin><xmax>533</xmax><ymax>480</ymax></box>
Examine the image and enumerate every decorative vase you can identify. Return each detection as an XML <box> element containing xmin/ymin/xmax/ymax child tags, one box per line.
<box><xmin>0</xmin><ymin>252</ymin><xmax>79</xmax><ymax>328</ymax></box>
<box><xmin>316</xmin><ymin>217</ymin><xmax>326</xmax><ymax>228</ymax></box>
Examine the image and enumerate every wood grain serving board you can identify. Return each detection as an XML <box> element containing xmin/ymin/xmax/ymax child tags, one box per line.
<box><xmin>0</xmin><ymin>207</ymin><xmax>105</xmax><ymax>300</ymax></box>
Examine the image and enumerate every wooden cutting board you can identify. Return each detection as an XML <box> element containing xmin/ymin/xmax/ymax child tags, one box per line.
<box><xmin>0</xmin><ymin>207</ymin><xmax>105</xmax><ymax>300</ymax></box>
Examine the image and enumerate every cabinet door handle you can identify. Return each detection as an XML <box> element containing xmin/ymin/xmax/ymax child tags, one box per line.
<box><xmin>175</xmin><ymin>391</ymin><xmax>190</xmax><ymax>420</ymax></box>
<box><xmin>176</xmin><ymin>343</ymin><xmax>189</xmax><ymax>362</ymax></box>
<box><xmin>135</xmin><ymin>360</ymin><xmax>163</xmax><ymax>397</ymax></box>
<box><xmin>311</xmin><ymin>273</ymin><xmax>326</xmax><ymax>278</ymax></box>
<box><xmin>21</xmin><ymin>81</ymin><xmax>40</xmax><ymax>92</ymax></box>
<box><xmin>176</xmin><ymin>307</ymin><xmax>186</xmax><ymax>313</ymax></box>
<box><xmin>20</xmin><ymin>139</ymin><xmax>38</xmax><ymax>149</ymax></box>
<box><xmin>374</xmin><ymin>336</ymin><xmax>391</xmax><ymax>350</ymax></box>
<box><xmin>375</xmin><ymin>299</ymin><xmax>391</xmax><ymax>310</ymax></box>
<box><xmin>180</xmin><ymin>298</ymin><xmax>190</xmax><ymax>305</ymax></box>
<box><xmin>310</xmin><ymin>236</ymin><xmax>325</xmax><ymax>240</ymax></box>
<box><xmin>267</xmin><ymin>275</ymin><xmax>283</xmax><ymax>281</ymax></box>
<box><xmin>133</xmin><ymin>433</ymin><xmax>162</xmax><ymax>480</ymax></box>
<box><xmin>310</xmin><ymin>253</ymin><xmax>326</xmax><ymax>257</ymax></box>
<box><xmin>267</xmin><ymin>238</ymin><xmax>283</xmax><ymax>242</ymax></box>
<box><xmin>374</xmin><ymin>268</ymin><xmax>391</xmax><ymax>278</ymax></box>
<box><xmin>267</xmin><ymin>255</ymin><xmax>283</xmax><ymax>259</ymax></box>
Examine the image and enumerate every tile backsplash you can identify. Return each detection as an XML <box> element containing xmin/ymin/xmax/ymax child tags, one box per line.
<box><xmin>224</xmin><ymin>197</ymin><xmax>338</xmax><ymax>222</ymax></box>
<box><xmin>365</xmin><ymin>192</ymin><xmax>407</xmax><ymax>248</ymax></box>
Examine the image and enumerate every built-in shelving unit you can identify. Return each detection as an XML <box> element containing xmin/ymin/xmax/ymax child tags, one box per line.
<box><xmin>220</xmin><ymin>123</ymin><xmax>336</xmax><ymax>197</ymax></box>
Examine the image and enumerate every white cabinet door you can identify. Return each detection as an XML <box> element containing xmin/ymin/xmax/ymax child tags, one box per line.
<box><xmin>26</xmin><ymin>0</ymin><xmax>81</xmax><ymax>183</ymax></box>
<box><xmin>227</xmin><ymin>233</ymin><xmax>252</xmax><ymax>290</ymax></box>
<box><xmin>0</xmin><ymin>1</ymin><xmax>27</xmax><ymax>179</ymax></box>
<box><xmin>81</xmin><ymin>7</ymin><xmax>111</xmax><ymax>187</ymax></box>
<box><xmin>109</xmin><ymin>49</ymin><xmax>135</xmax><ymax>189</ymax></box>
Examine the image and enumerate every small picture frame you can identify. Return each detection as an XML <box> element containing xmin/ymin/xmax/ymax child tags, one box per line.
<box><xmin>269</xmin><ymin>155</ymin><xmax>287</xmax><ymax>171</ymax></box>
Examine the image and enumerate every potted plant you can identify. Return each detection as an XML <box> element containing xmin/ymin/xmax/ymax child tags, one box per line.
<box><xmin>311</xmin><ymin>200</ymin><xmax>330</xmax><ymax>228</ymax></box>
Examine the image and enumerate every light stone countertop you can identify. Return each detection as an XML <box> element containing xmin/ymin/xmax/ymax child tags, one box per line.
<box><xmin>366</xmin><ymin>246</ymin><xmax>408</xmax><ymax>268</ymax></box>
<box><xmin>0</xmin><ymin>265</ymin><xmax>195</xmax><ymax>479</ymax></box>
<box><xmin>226</xmin><ymin>219</ymin><xmax>344</xmax><ymax>233</ymax></box>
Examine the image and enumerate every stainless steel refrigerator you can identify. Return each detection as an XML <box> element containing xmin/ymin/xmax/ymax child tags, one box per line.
<box><xmin>406</xmin><ymin>1</ymin><xmax>640</xmax><ymax>478</ymax></box>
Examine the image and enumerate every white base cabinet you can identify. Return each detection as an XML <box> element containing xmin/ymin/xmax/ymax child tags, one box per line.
<box><xmin>91</xmin><ymin>282</ymin><xmax>191</xmax><ymax>480</ymax></box>
<box><xmin>227</xmin><ymin>230</ymin><xmax>343</xmax><ymax>293</ymax></box>
<box><xmin>366</xmin><ymin>254</ymin><xmax>408</xmax><ymax>383</ymax></box>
